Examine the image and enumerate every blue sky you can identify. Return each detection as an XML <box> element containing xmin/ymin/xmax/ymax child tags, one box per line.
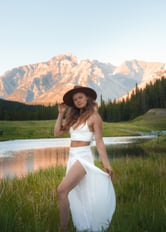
<box><xmin>0</xmin><ymin>0</ymin><xmax>166</xmax><ymax>75</ymax></box>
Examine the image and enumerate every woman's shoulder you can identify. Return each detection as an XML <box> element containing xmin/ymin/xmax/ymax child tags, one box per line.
<box><xmin>89</xmin><ymin>111</ymin><xmax>102</xmax><ymax>122</ymax></box>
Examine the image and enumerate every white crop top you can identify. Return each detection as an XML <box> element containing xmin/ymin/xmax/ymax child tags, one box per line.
<box><xmin>69</xmin><ymin>121</ymin><xmax>94</xmax><ymax>142</ymax></box>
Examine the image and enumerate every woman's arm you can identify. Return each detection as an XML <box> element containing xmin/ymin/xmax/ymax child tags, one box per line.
<box><xmin>92</xmin><ymin>113</ymin><xmax>114</xmax><ymax>179</ymax></box>
<box><xmin>54</xmin><ymin>103</ymin><xmax>67</xmax><ymax>137</ymax></box>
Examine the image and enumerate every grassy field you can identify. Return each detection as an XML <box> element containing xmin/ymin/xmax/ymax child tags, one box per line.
<box><xmin>0</xmin><ymin>109</ymin><xmax>166</xmax><ymax>141</ymax></box>
<box><xmin>0</xmin><ymin>153</ymin><xmax>165</xmax><ymax>232</ymax></box>
<box><xmin>0</xmin><ymin>108</ymin><xmax>166</xmax><ymax>231</ymax></box>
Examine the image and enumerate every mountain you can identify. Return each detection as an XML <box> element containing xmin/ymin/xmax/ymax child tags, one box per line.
<box><xmin>117</xmin><ymin>63</ymin><xmax>166</xmax><ymax>101</ymax></box>
<box><xmin>0</xmin><ymin>54</ymin><xmax>165</xmax><ymax>104</ymax></box>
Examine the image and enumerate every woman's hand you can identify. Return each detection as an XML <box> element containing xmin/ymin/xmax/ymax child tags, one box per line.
<box><xmin>58</xmin><ymin>102</ymin><xmax>67</xmax><ymax>114</ymax></box>
<box><xmin>54</xmin><ymin>103</ymin><xmax>67</xmax><ymax>137</ymax></box>
<box><xmin>105</xmin><ymin>167</ymin><xmax>114</xmax><ymax>180</ymax></box>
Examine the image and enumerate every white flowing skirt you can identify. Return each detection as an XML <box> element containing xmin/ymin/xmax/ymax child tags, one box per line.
<box><xmin>66</xmin><ymin>146</ymin><xmax>116</xmax><ymax>232</ymax></box>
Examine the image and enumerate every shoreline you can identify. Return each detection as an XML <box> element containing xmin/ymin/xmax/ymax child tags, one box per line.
<box><xmin>0</xmin><ymin>135</ymin><xmax>157</xmax><ymax>157</ymax></box>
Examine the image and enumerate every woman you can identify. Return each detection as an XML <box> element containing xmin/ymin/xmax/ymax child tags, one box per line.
<box><xmin>54</xmin><ymin>86</ymin><xmax>116</xmax><ymax>232</ymax></box>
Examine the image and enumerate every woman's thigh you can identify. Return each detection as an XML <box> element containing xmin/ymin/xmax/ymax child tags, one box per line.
<box><xmin>59</xmin><ymin>161</ymin><xmax>86</xmax><ymax>193</ymax></box>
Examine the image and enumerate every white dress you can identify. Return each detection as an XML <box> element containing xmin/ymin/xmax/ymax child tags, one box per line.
<box><xmin>66</xmin><ymin>143</ymin><xmax>116</xmax><ymax>232</ymax></box>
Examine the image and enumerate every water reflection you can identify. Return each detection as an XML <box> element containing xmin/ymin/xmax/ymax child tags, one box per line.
<box><xmin>0</xmin><ymin>147</ymin><xmax>69</xmax><ymax>179</ymax></box>
<box><xmin>93</xmin><ymin>143</ymin><xmax>148</xmax><ymax>160</ymax></box>
<box><xmin>0</xmin><ymin>143</ymin><xmax>149</xmax><ymax>179</ymax></box>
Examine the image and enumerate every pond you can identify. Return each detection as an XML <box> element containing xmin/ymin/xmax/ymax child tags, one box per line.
<box><xmin>0</xmin><ymin>135</ymin><xmax>156</xmax><ymax>179</ymax></box>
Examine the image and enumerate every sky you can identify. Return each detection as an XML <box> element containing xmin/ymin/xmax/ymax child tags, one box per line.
<box><xmin>0</xmin><ymin>0</ymin><xmax>166</xmax><ymax>75</ymax></box>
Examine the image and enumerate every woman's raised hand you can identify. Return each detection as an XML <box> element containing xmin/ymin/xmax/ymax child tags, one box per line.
<box><xmin>58</xmin><ymin>102</ymin><xmax>67</xmax><ymax>114</ymax></box>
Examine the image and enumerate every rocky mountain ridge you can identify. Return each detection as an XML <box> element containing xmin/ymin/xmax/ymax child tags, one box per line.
<box><xmin>0</xmin><ymin>54</ymin><xmax>165</xmax><ymax>104</ymax></box>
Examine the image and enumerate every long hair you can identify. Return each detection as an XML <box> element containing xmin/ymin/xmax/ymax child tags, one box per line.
<box><xmin>62</xmin><ymin>97</ymin><xmax>98</xmax><ymax>131</ymax></box>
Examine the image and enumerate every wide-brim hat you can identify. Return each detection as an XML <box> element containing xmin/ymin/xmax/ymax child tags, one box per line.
<box><xmin>63</xmin><ymin>85</ymin><xmax>97</xmax><ymax>107</ymax></box>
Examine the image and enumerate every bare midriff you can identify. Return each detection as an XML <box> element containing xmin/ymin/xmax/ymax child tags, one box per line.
<box><xmin>71</xmin><ymin>141</ymin><xmax>90</xmax><ymax>147</ymax></box>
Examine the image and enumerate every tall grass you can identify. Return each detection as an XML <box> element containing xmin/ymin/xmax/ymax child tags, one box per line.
<box><xmin>111</xmin><ymin>153</ymin><xmax>166</xmax><ymax>232</ymax></box>
<box><xmin>0</xmin><ymin>166</ymin><xmax>65</xmax><ymax>232</ymax></box>
<box><xmin>0</xmin><ymin>153</ymin><xmax>165</xmax><ymax>232</ymax></box>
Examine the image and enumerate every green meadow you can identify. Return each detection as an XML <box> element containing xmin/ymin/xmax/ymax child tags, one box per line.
<box><xmin>0</xmin><ymin>109</ymin><xmax>166</xmax><ymax>141</ymax></box>
<box><xmin>0</xmin><ymin>154</ymin><xmax>165</xmax><ymax>232</ymax></box>
<box><xmin>0</xmin><ymin>109</ymin><xmax>166</xmax><ymax>231</ymax></box>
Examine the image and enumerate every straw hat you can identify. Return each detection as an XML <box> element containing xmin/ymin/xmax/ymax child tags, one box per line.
<box><xmin>63</xmin><ymin>85</ymin><xmax>97</xmax><ymax>107</ymax></box>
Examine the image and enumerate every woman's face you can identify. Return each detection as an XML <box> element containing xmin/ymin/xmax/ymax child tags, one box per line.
<box><xmin>72</xmin><ymin>92</ymin><xmax>88</xmax><ymax>109</ymax></box>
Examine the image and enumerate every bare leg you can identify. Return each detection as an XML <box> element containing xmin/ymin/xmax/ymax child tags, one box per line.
<box><xmin>57</xmin><ymin>161</ymin><xmax>86</xmax><ymax>231</ymax></box>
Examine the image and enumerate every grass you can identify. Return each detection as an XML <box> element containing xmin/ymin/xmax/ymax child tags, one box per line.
<box><xmin>0</xmin><ymin>109</ymin><xmax>166</xmax><ymax>141</ymax></box>
<box><xmin>141</xmin><ymin>134</ymin><xmax>166</xmax><ymax>152</ymax></box>
<box><xmin>0</xmin><ymin>166</ymin><xmax>64</xmax><ymax>232</ymax></box>
<box><xmin>0</xmin><ymin>120</ymin><xmax>56</xmax><ymax>141</ymax></box>
<box><xmin>0</xmin><ymin>108</ymin><xmax>166</xmax><ymax>231</ymax></box>
<box><xmin>111</xmin><ymin>154</ymin><xmax>166</xmax><ymax>232</ymax></box>
<box><xmin>0</xmin><ymin>154</ymin><xmax>165</xmax><ymax>232</ymax></box>
<box><xmin>103</xmin><ymin>109</ymin><xmax>166</xmax><ymax>137</ymax></box>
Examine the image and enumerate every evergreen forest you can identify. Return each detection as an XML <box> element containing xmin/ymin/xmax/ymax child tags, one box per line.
<box><xmin>0</xmin><ymin>77</ymin><xmax>165</xmax><ymax>122</ymax></box>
